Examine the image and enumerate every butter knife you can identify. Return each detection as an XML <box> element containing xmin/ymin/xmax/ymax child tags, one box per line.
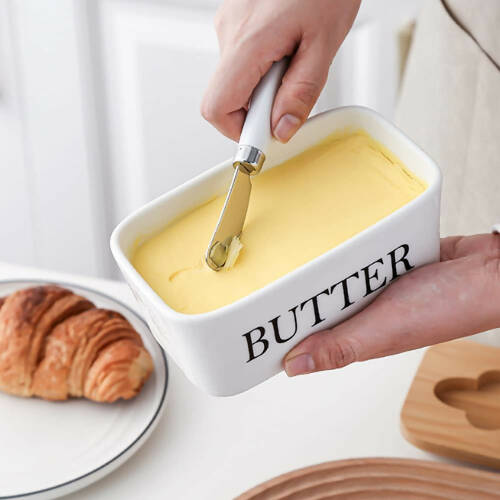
<box><xmin>205</xmin><ymin>59</ymin><xmax>288</xmax><ymax>271</ymax></box>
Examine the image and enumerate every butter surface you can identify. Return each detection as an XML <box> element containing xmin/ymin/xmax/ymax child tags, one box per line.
<box><xmin>133</xmin><ymin>131</ymin><xmax>426</xmax><ymax>314</ymax></box>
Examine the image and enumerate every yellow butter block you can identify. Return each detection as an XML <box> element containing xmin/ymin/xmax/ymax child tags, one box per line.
<box><xmin>132</xmin><ymin>131</ymin><xmax>426</xmax><ymax>314</ymax></box>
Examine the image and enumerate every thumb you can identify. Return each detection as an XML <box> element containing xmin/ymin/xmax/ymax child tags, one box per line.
<box><xmin>283</xmin><ymin>234</ymin><xmax>500</xmax><ymax>376</ymax></box>
<box><xmin>271</xmin><ymin>37</ymin><xmax>333</xmax><ymax>143</ymax></box>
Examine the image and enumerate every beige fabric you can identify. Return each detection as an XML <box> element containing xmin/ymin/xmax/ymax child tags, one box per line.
<box><xmin>447</xmin><ymin>0</ymin><xmax>500</xmax><ymax>64</ymax></box>
<box><xmin>396</xmin><ymin>0</ymin><xmax>500</xmax><ymax>237</ymax></box>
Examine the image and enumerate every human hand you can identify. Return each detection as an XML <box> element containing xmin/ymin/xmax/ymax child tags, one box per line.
<box><xmin>284</xmin><ymin>233</ymin><xmax>500</xmax><ymax>376</ymax></box>
<box><xmin>201</xmin><ymin>0</ymin><xmax>361</xmax><ymax>143</ymax></box>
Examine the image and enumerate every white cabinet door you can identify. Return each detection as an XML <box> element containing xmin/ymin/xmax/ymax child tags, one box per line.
<box><xmin>1</xmin><ymin>0</ymin><xmax>107</xmax><ymax>276</ymax></box>
<box><xmin>99</xmin><ymin>1</ymin><xmax>235</xmax><ymax>224</ymax></box>
<box><xmin>0</xmin><ymin>1</ymin><xmax>36</xmax><ymax>267</ymax></box>
<box><xmin>0</xmin><ymin>0</ymin><xmax>420</xmax><ymax>278</ymax></box>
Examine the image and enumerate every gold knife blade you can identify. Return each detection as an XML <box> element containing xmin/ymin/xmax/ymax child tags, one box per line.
<box><xmin>205</xmin><ymin>167</ymin><xmax>251</xmax><ymax>270</ymax></box>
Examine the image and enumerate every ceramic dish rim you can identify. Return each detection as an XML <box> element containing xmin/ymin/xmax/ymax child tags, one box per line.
<box><xmin>110</xmin><ymin>105</ymin><xmax>442</xmax><ymax>323</ymax></box>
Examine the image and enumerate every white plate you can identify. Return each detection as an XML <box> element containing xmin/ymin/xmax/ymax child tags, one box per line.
<box><xmin>0</xmin><ymin>280</ymin><xmax>169</xmax><ymax>500</ymax></box>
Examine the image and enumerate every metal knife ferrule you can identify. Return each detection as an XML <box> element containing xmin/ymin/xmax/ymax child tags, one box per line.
<box><xmin>233</xmin><ymin>145</ymin><xmax>265</xmax><ymax>176</ymax></box>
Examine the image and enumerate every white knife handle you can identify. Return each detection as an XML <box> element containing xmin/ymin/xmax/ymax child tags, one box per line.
<box><xmin>234</xmin><ymin>58</ymin><xmax>288</xmax><ymax>175</ymax></box>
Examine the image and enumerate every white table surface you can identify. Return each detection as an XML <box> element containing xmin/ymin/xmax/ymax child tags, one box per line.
<box><xmin>0</xmin><ymin>261</ymin><xmax>458</xmax><ymax>500</ymax></box>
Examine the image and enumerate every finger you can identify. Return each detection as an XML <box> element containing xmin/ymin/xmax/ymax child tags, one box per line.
<box><xmin>201</xmin><ymin>60</ymin><xmax>263</xmax><ymax>141</ymax></box>
<box><xmin>440</xmin><ymin>233</ymin><xmax>500</xmax><ymax>261</ymax></box>
<box><xmin>201</xmin><ymin>29</ymin><xmax>293</xmax><ymax>141</ymax></box>
<box><xmin>202</xmin><ymin>23</ymin><xmax>298</xmax><ymax>141</ymax></box>
<box><xmin>439</xmin><ymin>236</ymin><xmax>463</xmax><ymax>261</ymax></box>
<box><xmin>271</xmin><ymin>36</ymin><xmax>334</xmax><ymax>143</ymax></box>
<box><xmin>284</xmin><ymin>235</ymin><xmax>500</xmax><ymax>376</ymax></box>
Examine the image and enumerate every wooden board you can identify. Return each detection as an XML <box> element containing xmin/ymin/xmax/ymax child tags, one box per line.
<box><xmin>236</xmin><ymin>457</ymin><xmax>500</xmax><ymax>499</ymax></box>
<box><xmin>401</xmin><ymin>340</ymin><xmax>500</xmax><ymax>469</ymax></box>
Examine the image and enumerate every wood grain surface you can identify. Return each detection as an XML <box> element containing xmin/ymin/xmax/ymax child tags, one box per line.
<box><xmin>236</xmin><ymin>457</ymin><xmax>500</xmax><ymax>499</ymax></box>
<box><xmin>401</xmin><ymin>340</ymin><xmax>500</xmax><ymax>469</ymax></box>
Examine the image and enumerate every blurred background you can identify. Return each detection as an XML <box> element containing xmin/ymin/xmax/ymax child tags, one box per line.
<box><xmin>0</xmin><ymin>0</ymin><xmax>421</xmax><ymax>279</ymax></box>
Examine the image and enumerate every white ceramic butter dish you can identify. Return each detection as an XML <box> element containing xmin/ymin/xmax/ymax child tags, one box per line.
<box><xmin>111</xmin><ymin>106</ymin><xmax>442</xmax><ymax>397</ymax></box>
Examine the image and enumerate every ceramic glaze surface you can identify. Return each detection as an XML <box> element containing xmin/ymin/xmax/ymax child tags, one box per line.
<box><xmin>111</xmin><ymin>107</ymin><xmax>442</xmax><ymax>396</ymax></box>
<box><xmin>133</xmin><ymin>131</ymin><xmax>426</xmax><ymax>314</ymax></box>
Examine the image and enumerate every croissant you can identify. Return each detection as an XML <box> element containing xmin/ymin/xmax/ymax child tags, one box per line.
<box><xmin>0</xmin><ymin>286</ymin><xmax>153</xmax><ymax>402</ymax></box>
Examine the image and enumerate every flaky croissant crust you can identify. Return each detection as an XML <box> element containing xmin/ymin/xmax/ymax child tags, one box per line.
<box><xmin>0</xmin><ymin>286</ymin><xmax>153</xmax><ymax>403</ymax></box>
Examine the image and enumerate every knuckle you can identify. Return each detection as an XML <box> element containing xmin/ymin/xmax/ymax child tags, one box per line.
<box><xmin>213</xmin><ymin>9</ymin><xmax>223</xmax><ymax>30</ymax></box>
<box><xmin>289</xmin><ymin>80</ymin><xmax>322</xmax><ymax>107</ymax></box>
<box><xmin>479</xmin><ymin>235</ymin><xmax>500</xmax><ymax>281</ymax></box>
<box><xmin>487</xmin><ymin>233</ymin><xmax>500</xmax><ymax>259</ymax></box>
<box><xmin>200</xmin><ymin>100</ymin><xmax>218</xmax><ymax>123</ymax></box>
<box><xmin>234</xmin><ymin>30</ymin><xmax>261</xmax><ymax>55</ymax></box>
<box><xmin>479</xmin><ymin>235</ymin><xmax>500</xmax><ymax>295</ymax></box>
<box><xmin>441</xmin><ymin>236</ymin><xmax>465</xmax><ymax>261</ymax></box>
<box><xmin>450</xmin><ymin>235</ymin><xmax>466</xmax><ymax>259</ymax></box>
<box><xmin>317</xmin><ymin>337</ymin><xmax>358</xmax><ymax>370</ymax></box>
<box><xmin>213</xmin><ymin>4</ymin><xmax>228</xmax><ymax>33</ymax></box>
<box><xmin>484</xmin><ymin>254</ymin><xmax>500</xmax><ymax>282</ymax></box>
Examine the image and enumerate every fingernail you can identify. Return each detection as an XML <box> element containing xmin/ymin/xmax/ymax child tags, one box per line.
<box><xmin>274</xmin><ymin>114</ymin><xmax>301</xmax><ymax>143</ymax></box>
<box><xmin>285</xmin><ymin>353</ymin><xmax>315</xmax><ymax>377</ymax></box>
